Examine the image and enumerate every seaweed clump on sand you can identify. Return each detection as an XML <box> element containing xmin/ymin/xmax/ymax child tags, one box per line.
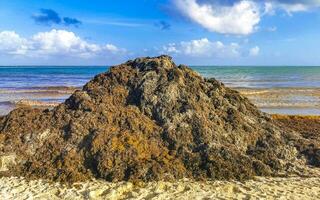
<box><xmin>273</xmin><ymin>115</ymin><xmax>320</xmax><ymax>167</ymax></box>
<box><xmin>0</xmin><ymin>56</ymin><xmax>318</xmax><ymax>182</ymax></box>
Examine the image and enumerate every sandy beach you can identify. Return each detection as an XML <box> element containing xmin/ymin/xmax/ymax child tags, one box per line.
<box><xmin>1</xmin><ymin>176</ymin><xmax>320</xmax><ymax>200</ymax></box>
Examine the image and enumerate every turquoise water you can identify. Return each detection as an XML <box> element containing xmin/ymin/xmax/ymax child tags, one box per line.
<box><xmin>0</xmin><ymin>66</ymin><xmax>320</xmax><ymax>115</ymax></box>
<box><xmin>1</xmin><ymin>66</ymin><xmax>320</xmax><ymax>89</ymax></box>
<box><xmin>0</xmin><ymin>66</ymin><xmax>107</xmax><ymax>89</ymax></box>
<box><xmin>193</xmin><ymin>66</ymin><xmax>320</xmax><ymax>88</ymax></box>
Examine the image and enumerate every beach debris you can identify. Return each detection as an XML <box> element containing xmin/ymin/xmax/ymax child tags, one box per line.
<box><xmin>0</xmin><ymin>154</ymin><xmax>16</xmax><ymax>172</ymax></box>
<box><xmin>273</xmin><ymin>115</ymin><xmax>320</xmax><ymax>167</ymax></box>
<box><xmin>0</xmin><ymin>55</ymin><xmax>318</xmax><ymax>182</ymax></box>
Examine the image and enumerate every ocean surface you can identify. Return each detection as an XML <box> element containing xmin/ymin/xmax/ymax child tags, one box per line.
<box><xmin>0</xmin><ymin>66</ymin><xmax>320</xmax><ymax>116</ymax></box>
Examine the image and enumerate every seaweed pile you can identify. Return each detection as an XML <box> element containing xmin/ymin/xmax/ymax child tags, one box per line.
<box><xmin>0</xmin><ymin>56</ymin><xmax>317</xmax><ymax>182</ymax></box>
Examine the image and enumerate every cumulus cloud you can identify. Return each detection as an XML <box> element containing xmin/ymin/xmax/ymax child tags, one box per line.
<box><xmin>173</xmin><ymin>0</ymin><xmax>261</xmax><ymax>35</ymax></box>
<box><xmin>32</xmin><ymin>9</ymin><xmax>82</xmax><ymax>27</ymax></box>
<box><xmin>173</xmin><ymin>0</ymin><xmax>320</xmax><ymax>35</ymax></box>
<box><xmin>0</xmin><ymin>29</ymin><xmax>126</xmax><ymax>58</ymax></box>
<box><xmin>249</xmin><ymin>46</ymin><xmax>260</xmax><ymax>56</ymax></box>
<box><xmin>161</xmin><ymin>38</ymin><xmax>242</xmax><ymax>58</ymax></box>
<box><xmin>263</xmin><ymin>1</ymin><xmax>308</xmax><ymax>14</ymax></box>
<box><xmin>0</xmin><ymin>31</ymin><xmax>29</xmax><ymax>55</ymax></box>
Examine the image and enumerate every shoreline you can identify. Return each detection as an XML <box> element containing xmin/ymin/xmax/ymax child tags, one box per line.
<box><xmin>238</xmin><ymin>87</ymin><xmax>320</xmax><ymax>116</ymax></box>
<box><xmin>1</xmin><ymin>86</ymin><xmax>319</xmax><ymax>116</ymax></box>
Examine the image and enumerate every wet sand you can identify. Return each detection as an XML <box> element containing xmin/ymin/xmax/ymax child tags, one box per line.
<box><xmin>0</xmin><ymin>86</ymin><xmax>77</xmax><ymax>116</ymax></box>
<box><xmin>237</xmin><ymin>87</ymin><xmax>320</xmax><ymax>115</ymax></box>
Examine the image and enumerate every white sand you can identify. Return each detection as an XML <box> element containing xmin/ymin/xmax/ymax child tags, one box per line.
<box><xmin>0</xmin><ymin>176</ymin><xmax>320</xmax><ymax>200</ymax></box>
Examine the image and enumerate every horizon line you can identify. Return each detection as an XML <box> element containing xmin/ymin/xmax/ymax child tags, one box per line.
<box><xmin>0</xmin><ymin>65</ymin><xmax>320</xmax><ymax>67</ymax></box>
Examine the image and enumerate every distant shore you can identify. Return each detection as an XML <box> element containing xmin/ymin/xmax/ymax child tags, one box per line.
<box><xmin>238</xmin><ymin>87</ymin><xmax>320</xmax><ymax>116</ymax></box>
<box><xmin>1</xmin><ymin>86</ymin><xmax>319</xmax><ymax>116</ymax></box>
<box><xmin>0</xmin><ymin>86</ymin><xmax>77</xmax><ymax>116</ymax></box>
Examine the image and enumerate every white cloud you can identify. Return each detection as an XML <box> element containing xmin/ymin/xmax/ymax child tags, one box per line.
<box><xmin>103</xmin><ymin>44</ymin><xmax>121</xmax><ymax>52</ymax></box>
<box><xmin>279</xmin><ymin>3</ymin><xmax>309</xmax><ymax>13</ymax></box>
<box><xmin>264</xmin><ymin>2</ymin><xmax>275</xmax><ymax>15</ymax></box>
<box><xmin>161</xmin><ymin>38</ymin><xmax>241</xmax><ymax>58</ymax></box>
<box><xmin>0</xmin><ymin>29</ymin><xmax>126</xmax><ymax>58</ymax></box>
<box><xmin>0</xmin><ymin>31</ymin><xmax>29</xmax><ymax>55</ymax></box>
<box><xmin>263</xmin><ymin>1</ymin><xmax>320</xmax><ymax>15</ymax></box>
<box><xmin>249</xmin><ymin>46</ymin><xmax>260</xmax><ymax>56</ymax></box>
<box><xmin>174</xmin><ymin>0</ymin><xmax>261</xmax><ymax>35</ymax></box>
<box><xmin>264</xmin><ymin>2</ymin><xmax>309</xmax><ymax>14</ymax></box>
<box><xmin>174</xmin><ymin>0</ymin><xmax>320</xmax><ymax>35</ymax></box>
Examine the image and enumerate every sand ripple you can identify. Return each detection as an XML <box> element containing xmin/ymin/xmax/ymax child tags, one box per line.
<box><xmin>0</xmin><ymin>177</ymin><xmax>320</xmax><ymax>199</ymax></box>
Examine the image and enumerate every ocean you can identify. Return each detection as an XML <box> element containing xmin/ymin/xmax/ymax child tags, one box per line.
<box><xmin>0</xmin><ymin>66</ymin><xmax>320</xmax><ymax>116</ymax></box>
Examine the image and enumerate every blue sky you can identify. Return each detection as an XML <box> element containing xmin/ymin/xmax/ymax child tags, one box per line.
<box><xmin>0</xmin><ymin>0</ymin><xmax>320</xmax><ymax>65</ymax></box>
